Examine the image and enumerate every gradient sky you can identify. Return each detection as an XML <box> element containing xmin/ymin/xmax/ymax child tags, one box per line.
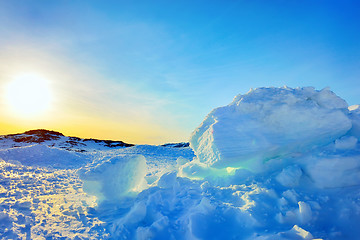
<box><xmin>0</xmin><ymin>0</ymin><xmax>359</xmax><ymax>144</ymax></box>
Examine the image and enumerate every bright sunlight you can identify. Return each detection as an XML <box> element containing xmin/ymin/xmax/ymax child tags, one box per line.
<box><xmin>5</xmin><ymin>74</ymin><xmax>52</xmax><ymax>117</ymax></box>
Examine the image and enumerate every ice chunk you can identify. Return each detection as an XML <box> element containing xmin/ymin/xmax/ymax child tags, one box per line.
<box><xmin>306</xmin><ymin>156</ymin><xmax>360</xmax><ymax>188</ymax></box>
<box><xmin>335</xmin><ymin>136</ymin><xmax>357</xmax><ymax>150</ymax></box>
<box><xmin>176</xmin><ymin>156</ymin><xmax>190</xmax><ymax>167</ymax></box>
<box><xmin>297</xmin><ymin>201</ymin><xmax>312</xmax><ymax>224</ymax></box>
<box><xmin>349</xmin><ymin>104</ymin><xmax>360</xmax><ymax>111</ymax></box>
<box><xmin>190</xmin><ymin>87</ymin><xmax>351</xmax><ymax>171</ymax></box>
<box><xmin>280</xmin><ymin>225</ymin><xmax>314</xmax><ymax>240</ymax></box>
<box><xmin>80</xmin><ymin>155</ymin><xmax>147</xmax><ymax>201</ymax></box>
<box><xmin>135</xmin><ymin>215</ymin><xmax>170</xmax><ymax>240</ymax></box>
<box><xmin>276</xmin><ymin>201</ymin><xmax>312</xmax><ymax>225</ymax></box>
<box><xmin>253</xmin><ymin>225</ymin><xmax>315</xmax><ymax>240</ymax></box>
<box><xmin>157</xmin><ymin>171</ymin><xmax>177</xmax><ymax>189</ymax></box>
<box><xmin>348</xmin><ymin>105</ymin><xmax>360</xmax><ymax>138</ymax></box>
<box><xmin>282</xmin><ymin>190</ymin><xmax>298</xmax><ymax>204</ymax></box>
<box><xmin>276</xmin><ymin>165</ymin><xmax>303</xmax><ymax>187</ymax></box>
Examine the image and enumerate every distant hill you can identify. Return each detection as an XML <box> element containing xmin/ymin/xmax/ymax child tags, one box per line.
<box><xmin>0</xmin><ymin>129</ymin><xmax>190</xmax><ymax>151</ymax></box>
<box><xmin>161</xmin><ymin>142</ymin><xmax>190</xmax><ymax>148</ymax></box>
<box><xmin>0</xmin><ymin>129</ymin><xmax>134</xmax><ymax>152</ymax></box>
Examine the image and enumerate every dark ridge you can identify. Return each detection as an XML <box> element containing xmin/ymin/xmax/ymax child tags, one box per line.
<box><xmin>65</xmin><ymin>140</ymin><xmax>86</xmax><ymax>147</ymax></box>
<box><xmin>83</xmin><ymin>138</ymin><xmax>134</xmax><ymax>147</ymax></box>
<box><xmin>68</xmin><ymin>137</ymin><xmax>82</xmax><ymax>141</ymax></box>
<box><xmin>1</xmin><ymin>129</ymin><xmax>134</xmax><ymax>147</ymax></box>
<box><xmin>24</xmin><ymin>129</ymin><xmax>64</xmax><ymax>136</ymax></box>
<box><xmin>10</xmin><ymin>129</ymin><xmax>64</xmax><ymax>143</ymax></box>
<box><xmin>161</xmin><ymin>142</ymin><xmax>190</xmax><ymax>148</ymax></box>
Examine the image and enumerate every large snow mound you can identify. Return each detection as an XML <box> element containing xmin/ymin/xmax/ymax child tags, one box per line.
<box><xmin>190</xmin><ymin>87</ymin><xmax>352</xmax><ymax>171</ymax></box>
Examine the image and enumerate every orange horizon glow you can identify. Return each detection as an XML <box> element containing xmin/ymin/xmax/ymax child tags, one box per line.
<box><xmin>0</xmin><ymin>124</ymin><xmax>189</xmax><ymax>145</ymax></box>
<box><xmin>0</xmin><ymin>51</ymin><xmax>193</xmax><ymax>145</ymax></box>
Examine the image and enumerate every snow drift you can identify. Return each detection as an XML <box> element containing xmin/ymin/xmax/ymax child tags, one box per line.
<box><xmin>189</xmin><ymin>87</ymin><xmax>352</xmax><ymax>171</ymax></box>
<box><xmin>0</xmin><ymin>144</ymin><xmax>90</xmax><ymax>168</ymax></box>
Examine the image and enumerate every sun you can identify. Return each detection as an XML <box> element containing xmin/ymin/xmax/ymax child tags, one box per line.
<box><xmin>5</xmin><ymin>74</ymin><xmax>53</xmax><ymax>117</ymax></box>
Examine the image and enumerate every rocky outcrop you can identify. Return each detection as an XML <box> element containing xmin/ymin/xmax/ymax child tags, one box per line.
<box><xmin>0</xmin><ymin>129</ymin><xmax>134</xmax><ymax>151</ymax></box>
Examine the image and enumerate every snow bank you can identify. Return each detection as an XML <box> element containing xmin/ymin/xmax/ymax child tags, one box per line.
<box><xmin>0</xmin><ymin>144</ymin><xmax>89</xmax><ymax>168</ymax></box>
<box><xmin>80</xmin><ymin>155</ymin><xmax>148</xmax><ymax>202</ymax></box>
<box><xmin>190</xmin><ymin>87</ymin><xmax>351</xmax><ymax>171</ymax></box>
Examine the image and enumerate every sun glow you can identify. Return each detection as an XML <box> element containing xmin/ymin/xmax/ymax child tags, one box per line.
<box><xmin>5</xmin><ymin>74</ymin><xmax>53</xmax><ymax>117</ymax></box>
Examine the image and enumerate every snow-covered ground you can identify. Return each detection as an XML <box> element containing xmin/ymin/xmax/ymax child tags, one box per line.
<box><xmin>1</xmin><ymin>87</ymin><xmax>360</xmax><ymax>239</ymax></box>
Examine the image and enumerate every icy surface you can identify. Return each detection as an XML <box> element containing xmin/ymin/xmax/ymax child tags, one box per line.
<box><xmin>1</xmin><ymin>86</ymin><xmax>360</xmax><ymax>239</ymax></box>
<box><xmin>80</xmin><ymin>155</ymin><xmax>148</xmax><ymax>201</ymax></box>
<box><xmin>190</xmin><ymin>87</ymin><xmax>351</xmax><ymax>171</ymax></box>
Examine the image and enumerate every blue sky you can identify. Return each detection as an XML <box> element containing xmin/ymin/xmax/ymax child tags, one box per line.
<box><xmin>0</xmin><ymin>0</ymin><xmax>359</xmax><ymax>143</ymax></box>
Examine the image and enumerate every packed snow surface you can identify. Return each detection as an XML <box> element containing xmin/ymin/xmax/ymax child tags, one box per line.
<box><xmin>1</xmin><ymin>86</ymin><xmax>360</xmax><ymax>239</ymax></box>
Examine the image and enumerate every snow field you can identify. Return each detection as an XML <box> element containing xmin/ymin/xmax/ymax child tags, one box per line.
<box><xmin>0</xmin><ymin>86</ymin><xmax>359</xmax><ymax>239</ymax></box>
<box><xmin>0</xmin><ymin>160</ymin><xmax>107</xmax><ymax>239</ymax></box>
